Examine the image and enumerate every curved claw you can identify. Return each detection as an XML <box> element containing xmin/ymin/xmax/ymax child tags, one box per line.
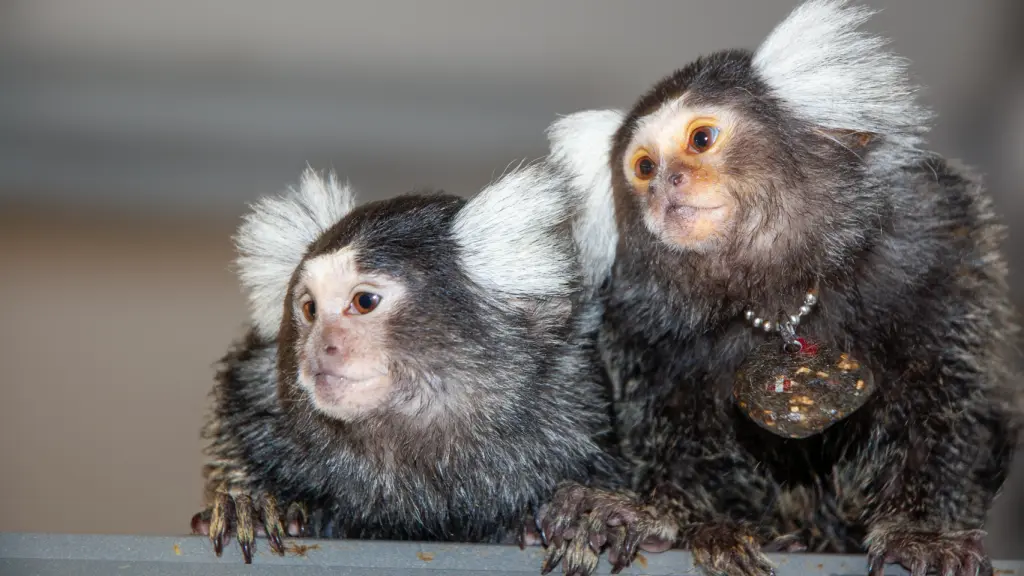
<box><xmin>262</xmin><ymin>494</ymin><xmax>286</xmax><ymax>556</ymax></box>
<box><xmin>562</xmin><ymin>534</ymin><xmax>600</xmax><ymax>576</ymax></box>
<box><xmin>541</xmin><ymin>542</ymin><xmax>566</xmax><ymax>575</ymax></box>
<box><xmin>687</xmin><ymin>521</ymin><xmax>775</xmax><ymax>576</ymax></box>
<box><xmin>234</xmin><ymin>494</ymin><xmax>256</xmax><ymax>564</ymax></box>
<box><xmin>607</xmin><ymin>526</ymin><xmax>633</xmax><ymax>574</ymax></box>
<box><xmin>535</xmin><ymin>484</ymin><xmax>677</xmax><ymax>576</ymax></box>
<box><xmin>209</xmin><ymin>492</ymin><xmax>234</xmax><ymax>557</ymax></box>
<box><xmin>193</xmin><ymin>491</ymin><xmax>297</xmax><ymax>564</ymax></box>
<box><xmin>866</xmin><ymin>528</ymin><xmax>992</xmax><ymax>576</ymax></box>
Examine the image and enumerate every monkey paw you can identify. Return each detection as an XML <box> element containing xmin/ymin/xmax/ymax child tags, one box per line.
<box><xmin>532</xmin><ymin>482</ymin><xmax>676</xmax><ymax>576</ymax></box>
<box><xmin>865</xmin><ymin>525</ymin><xmax>991</xmax><ymax>576</ymax></box>
<box><xmin>683</xmin><ymin>521</ymin><xmax>776</xmax><ymax>576</ymax></box>
<box><xmin>190</xmin><ymin>492</ymin><xmax>310</xmax><ymax>564</ymax></box>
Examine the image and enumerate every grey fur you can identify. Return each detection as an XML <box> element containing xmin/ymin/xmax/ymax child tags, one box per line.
<box><xmin>195</xmin><ymin>160</ymin><xmax>625</xmax><ymax>558</ymax></box>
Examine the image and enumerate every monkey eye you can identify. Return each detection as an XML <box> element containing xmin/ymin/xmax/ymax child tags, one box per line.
<box><xmin>633</xmin><ymin>155</ymin><xmax>656</xmax><ymax>181</ymax></box>
<box><xmin>688</xmin><ymin>126</ymin><xmax>720</xmax><ymax>153</ymax></box>
<box><xmin>301</xmin><ymin>299</ymin><xmax>317</xmax><ymax>323</ymax></box>
<box><xmin>349</xmin><ymin>292</ymin><xmax>381</xmax><ymax>315</ymax></box>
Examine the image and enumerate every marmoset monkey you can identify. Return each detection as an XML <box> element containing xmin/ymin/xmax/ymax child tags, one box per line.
<box><xmin>535</xmin><ymin>1</ymin><xmax>1022</xmax><ymax>576</ymax></box>
<box><xmin>189</xmin><ymin>163</ymin><xmax>625</xmax><ymax>563</ymax></box>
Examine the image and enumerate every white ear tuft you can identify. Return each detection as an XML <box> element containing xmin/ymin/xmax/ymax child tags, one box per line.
<box><xmin>452</xmin><ymin>162</ymin><xmax>576</xmax><ymax>301</ymax></box>
<box><xmin>546</xmin><ymin>109</ymin><xmax>624</xmax><ymax>291</ymax></box>
<box><xmin>234</xmin><ymin>167</ymin><xmax>356</xmax><ymax>339</ymax></box>
<box><xmin>752</xmin><ymin>0</ymin><xmax>931</xmax><ymax>145</ymax></box>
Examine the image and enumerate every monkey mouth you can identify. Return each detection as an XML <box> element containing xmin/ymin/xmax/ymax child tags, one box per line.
<box><xmin>667</xmin><ymin>203</ymin><xmax>724</xmax><ymax>216</ymax></box>
<box><xmin>314</xmin><ymin>372</ymin><xmax>379</xmax><ymax>391</ymax></box>
<box><xmin>306</xmin><ymin>370</ymin><xmax>392</xmax><ymax>421</ymax></box>
<box><xmin>663</xmin><ymin>203</ymin><xmax>727</xmax><ymax>226</ymax></box>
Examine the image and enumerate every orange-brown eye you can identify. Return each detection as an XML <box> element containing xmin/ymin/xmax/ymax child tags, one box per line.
<box><xmin>689</xmin><ymin>126</ymin><xmax>720</xmax><ymax>153</ymax></box>
<box><xmin>350</xmin><ymin>292</ymin><xmax>381</xmax><ymax>315</ymax></box>
<box><xmin>633</xmin><ymin>155</ymin><xmax>656</xmax><ymax>180</ymax></box>
<box><xmin>301</xmin><ymin>300</ymin><xmax>317</xmax><ymax>322</ymax></box>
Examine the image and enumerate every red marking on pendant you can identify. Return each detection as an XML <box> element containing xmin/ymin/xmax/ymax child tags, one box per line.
<box><xmin>766</xmin><ymin>375</ymin><xmax>793</xmax><ymax>393</ymax></box>
<box><xmin>796</xmin><ymin>338</ymin><xmax>819</xmax><ymax>356</ymax></box>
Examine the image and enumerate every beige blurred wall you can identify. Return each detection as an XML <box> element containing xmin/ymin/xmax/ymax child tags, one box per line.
<box><xmin>0</xmin><ymin>206</ymin><xmax>244</xmax><ymax>535</ymax></box>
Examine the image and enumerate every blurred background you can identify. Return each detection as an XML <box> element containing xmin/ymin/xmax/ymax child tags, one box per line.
<box><xmin>1</xmin><ymin>0</ymin><xmax>1022</xmax><ymax>557</ymax></box>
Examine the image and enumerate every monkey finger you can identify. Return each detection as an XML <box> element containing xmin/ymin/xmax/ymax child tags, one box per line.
<box><xmin>908</xmin><ymin>558</ymin><xmax>929</xmax><ymax>576</ymax></box>
<box><xmin>190</xmin><ymin>510</ymin><xmax>211</xmax><ymax>536</ymax></box>
<box><xmin>614</xmin><ymin>523</ymin><xmax>641</xmax><ymax>563</ymax></box>
<box><xmin>867</xmin><ymin>553</ymin><xmax>888</xmax><ymax>576</ymax></box>
<box><xmin>534</xmin><ymin>508</ymin><xmax>549</xmax><ymax>547</ymax></box>
<box><xmin>960</xmin><ymin>554</ymin><xmax>987</xmax><ymax>576</ymax></box>
<box><xmin>760</xmin><ymin>532</ymin><xmax>803</xmax><ymax>553</ymax></box>
<box><xmin>260</xmin><ymin>495</ymin><xmax>286</xmax><ymax>556</ymax></box>
<box><xmin>605</xmin><ymin>526</ymin><xmax>633</xmax><ymax>575</ymax></box>
<box><xmin>518</xmin><ymin>515</ymin><xmax>545</xmax><ymax>549</ymax></box>
<box><xmin>517</xmin><ymin>521</ymin><xmax>529</xmax><ymax>551</ymax></box>
<box><xmin>285</xmin><ymin>502</ymin><xmax>308</xmax><ymax>537</ymax></box>
<box><xmin>233</xmin><ymin>494</ymin><xmax>256</xmax><ymax>564</ymax></box>
<box><xmin>208</xmin><ymin>492</ymin><xmax>235</xmax><ymax>557</ymax></box>
<box><xmin>540</xmin><ymin>542</ymin><xmax>567</xmax><ymax>575</ymax></box>
<box><xmin>638</xmin><ymin>532</ymin><xmax>673</xmax><ymax>553</ymax></box>
<box><xmin>561</xmin><ymin>535</ymin><xmax>599</xmax><ymax>576</ymax></box>
<box><xmin>743</xmin><ymin>548</ymin><xmax>776</xmax><ymax>576</ymax></box>
<box><xmin>938</xmin><ymin>555</ymin><xmax>959</xmax><ymax>576</ymax></box>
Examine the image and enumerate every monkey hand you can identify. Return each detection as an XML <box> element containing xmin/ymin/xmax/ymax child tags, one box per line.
<box><xmin>532</xmin><ymin>482</ymin><xmax>676</xmax><ymax>576</ymax></box>
<box><xmin>190</xmin><ymin>491</ymin><xmax>310</xmax><ymax>564</ymax></box>
<box><xmin>682</xmin><ymin>520</ymin><xmax>777</xmax><ymax>576</ymax></box>
<box><xmin>865</xmin><ymin>523</ymin><xmax>991</xmax><ymax>576</ymax></box>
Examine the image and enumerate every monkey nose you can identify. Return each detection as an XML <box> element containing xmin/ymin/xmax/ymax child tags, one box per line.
<box><xmin>324</xmin><ymin>344</ymin><xmax>340</xmax><ymax>356</ymax></box>
<box><xmin>669</xmin><ymin>173</ymin><xmax>685</xmax><ymax>187</ymax></box>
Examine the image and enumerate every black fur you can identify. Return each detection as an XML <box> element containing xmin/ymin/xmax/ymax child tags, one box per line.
<box><xmin>543</xmin><ymin>45</ymin><xmax>1022</xmax><ymax>576</ymax></box>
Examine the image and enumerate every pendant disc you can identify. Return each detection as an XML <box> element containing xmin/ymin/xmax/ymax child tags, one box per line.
<box><xmin>733</xmin><ymin>338</ymin><xmax>875</xmax><ymax>439</ymax></box>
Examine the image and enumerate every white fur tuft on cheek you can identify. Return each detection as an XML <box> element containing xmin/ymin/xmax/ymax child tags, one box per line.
<box><xmin>752</xmin><ymin>0</ymin><xmax>932</xmax><ymax>147</ymax></box>
<box><xmin>452</xmin><ymin>162</ymin><xmax>577</xmax><ymax>301</ymax></box>
<box><xmin>234</xmin><ymin>167</ymin><xmax>357</xmax><ymax>340</ymax></box>
<box><xmin>546</xmin><ymin>109</ymin><xmax>625</xmax><ymax>291</ymax></box>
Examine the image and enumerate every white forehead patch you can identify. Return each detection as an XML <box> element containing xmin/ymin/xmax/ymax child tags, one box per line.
<box><xmin>298</xmin><ymin>247</ymin><xmax>405</xmax><ymax>320</ymax></box>
<box><xmin>300</xmin><ymin>248</ymin><xmax>358</xmax><ymax>315</ymax></box>
<box><xmin>631</xmin><ymin>97</ymin><xmax>697</xmax><ymax>157</ymax></box>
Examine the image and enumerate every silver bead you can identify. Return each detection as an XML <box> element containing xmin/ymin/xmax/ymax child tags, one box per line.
<box><xmin>799</xmin><ymin>305</ymin><xmax>812</xmax><ymax>316</ymax></box>
<box><xmin>763</xmin><ymin>321</ymin><xmax>773</xmax><ymax>332</ymax></box>
<box><xmin>744</xmin><ymin>310</ymin><xmax>754</xmax><ymax>321</ymax></box>
<box><xmin>753</xmin><ymin>317</ymin><xmax>763</xmax><ymax>328</ymax></box>
<box><xmin>805</xmin><ymin>292</ymin><xmax>818</xmax><ymax>306</ymax></box>
<box><xmin>789</xmin><ymin>314</ymin><xmax>801</xmax><ymax>326</ymax></box>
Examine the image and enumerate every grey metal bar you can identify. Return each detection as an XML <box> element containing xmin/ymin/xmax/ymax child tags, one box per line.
<box><xmin>2</xmin><ymin>533</ymin><xmax>1022</xmax><ymax>576</ymax></box>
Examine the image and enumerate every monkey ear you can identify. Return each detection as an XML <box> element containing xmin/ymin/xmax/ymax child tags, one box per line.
<box><xmin>234</xmin><ymin>166</ymin><xmax>357</xmax><ymax>339</ymax></box>
<box><xmin>546</xmin><ymin>109</ymin><xmax>624</xmax><ymax>290</ymax></box>
<box><xmin>451</xmin><ymin>162</ymin><xmax>578</xmax><ymax>303</ymax></box>
<box><xmin>818</xmin><ymin>128</ymin><xmax>878</xmax><ymax>150</ymax></box>
<box><xmin>752</xmin><ymin>0</ymin><xmax>932</xmax><ymax>148</ymax></box>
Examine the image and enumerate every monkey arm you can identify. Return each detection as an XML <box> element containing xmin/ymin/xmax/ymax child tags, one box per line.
<box><xmin>862</xmin><ymin>364</ymin><xmax>1015</xmax><ymax>530</ymax></box>
<box><xmin>189</xmin><ymin>332</ymin><xmax>316</xmax><ymax>563</ymax></box>
<box><xmin>536</xmin><ymin>370</ymin><xmax>789</xmax><ymax>576</ymax></box>
<box><xmin>856</xmin><ymin>334</ymin><xmax>1019</xmax><ymax>575</ymax></box>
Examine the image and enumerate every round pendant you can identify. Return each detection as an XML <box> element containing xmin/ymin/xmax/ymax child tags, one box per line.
<box><xmin>733</xmin><ymin>338</ymin><xmax>875</xmax><ymax>439</ymax></box>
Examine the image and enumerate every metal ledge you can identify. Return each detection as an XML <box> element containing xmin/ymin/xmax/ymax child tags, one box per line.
<box><xmin>1</xmin><ymin>533</ymin><xmax>1021</xmax><ymax>576</ymax></box>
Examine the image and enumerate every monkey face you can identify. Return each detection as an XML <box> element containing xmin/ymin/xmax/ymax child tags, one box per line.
<box><xmin>288</xmin><ymin>246</ymin><xmax>406</xmax><ymax>422</ymax></box>
<box><xmin>619</xmin><ymin>102</ymin><xmax>755</xmax><ymax>253</ymax></box>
